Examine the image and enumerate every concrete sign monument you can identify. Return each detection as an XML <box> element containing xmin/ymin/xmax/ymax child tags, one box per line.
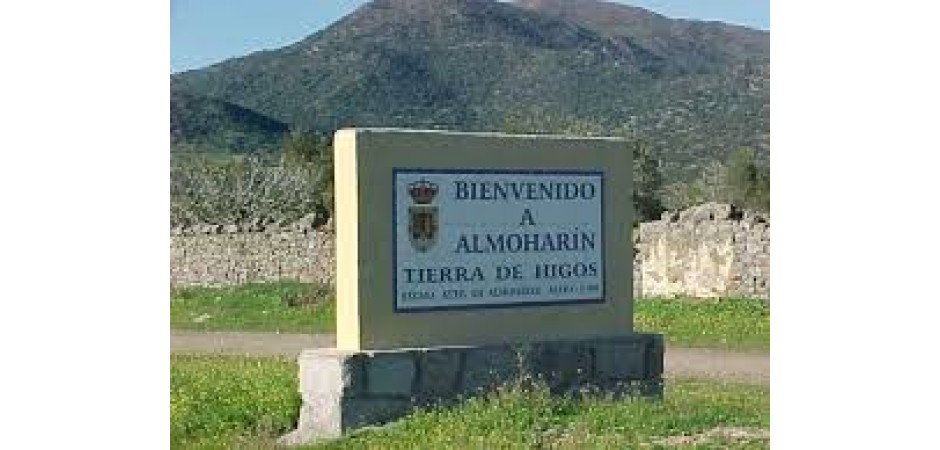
<box><xmin>281</xmin><ymin>129</ymin><xmax>664</xmax><ymax>445</ymax></box>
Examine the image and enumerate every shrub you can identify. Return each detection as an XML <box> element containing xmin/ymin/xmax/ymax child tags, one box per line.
<box><xmin>170</xmin><ymin>156</ymin><xmax>329</xmax><ymax>227</ymax></box>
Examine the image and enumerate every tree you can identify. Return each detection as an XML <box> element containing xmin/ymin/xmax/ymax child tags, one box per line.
<box><xmin>313</xmin><ymin>134</ymin><xmax>335</xmax><ymax>219</ymax></box>
<box><xmin>725</xmin><ymin>148</ymin><xmax>769</xmax><ymax>212</ymax></box>
<box><xmin>633</xmin><ymin>141</ymin><xmax>665</xmax><ymax>222</ymax></box>
<box><xmin>280</xmin><ymin>129</ymin><xmax>336</xmax><ymax>219</ymax></box>
<box><xmin>698</xmin><ymin>160</ymin><xmax>730</xmax><ymax>203</ymax></box>
<box><xmin>280</xmin><ymin>129</ymin><xmax>324</xmax><ymax>167</ymax></box>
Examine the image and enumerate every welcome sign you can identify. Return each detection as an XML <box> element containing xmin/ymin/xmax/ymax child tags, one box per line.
<box><xmin>394</xmin><ymin>169</ymin><xmax>604</xmax><ymax>311</ymax></box>
<box><xmin>333</xmin><ymin>128</ymin><xmax>633</xmax><ymax>350</ymax></box>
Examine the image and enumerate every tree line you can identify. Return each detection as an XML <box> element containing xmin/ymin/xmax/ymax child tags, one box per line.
<box><xmin>171</xmin><ymin>129</ymin><xmax>768</xmax><ymax>227</ymax></box>
<box><xmin>635</xmin><ymin>143</ymin><xmax>770</xmax><ymax>221</ymax></box>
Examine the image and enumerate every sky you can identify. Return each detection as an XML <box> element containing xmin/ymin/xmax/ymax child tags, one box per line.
<box><xmin>171</xmin><ymin>0</ymin><xmax>770</xmax><ymax>73</ymax></box>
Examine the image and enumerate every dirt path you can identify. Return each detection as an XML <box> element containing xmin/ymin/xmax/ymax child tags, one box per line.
<box><xmin>664</xmin><ymin>347</ymin><xmax>768</xmax><ymax>384</ymax></box>
<box><xmin>171</xmin><ymin>331</ymin><xmax>335</xmax><ymax>357</ymax></box>
<box><xmin>171</xmin><ymin>331</ymin><xmax>768</xmax><ymax>384</ymax></box>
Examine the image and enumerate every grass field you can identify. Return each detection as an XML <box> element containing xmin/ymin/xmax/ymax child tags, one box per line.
<box><xmin>170</xmin><ymin>282</ymin><xmax>334</xmax><ymax>333</ymax></box>
<box><xmin>635</xmin><ymin>297</ymin><xmax>770</xmax><ymax>351</ymax></box>
<box><xmin>171</xmin><ymin>355</ymin><xmax>299</xmax><ymax>449</ymax></box>
<box><xmin>171</xmin><ymin>355</ymin><xmax>769</xmax><ymax>449</ymax></box>
<box><xmin>170</xmin><ymin>282</ymin><xmax>769</xmax><ymax>351</ymax></box>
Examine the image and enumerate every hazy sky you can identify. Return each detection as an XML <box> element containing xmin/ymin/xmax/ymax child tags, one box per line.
<box><xmin>171</xmin><ymin>0</ymin><xmax>770</xmax><ymax>73</ymax></box>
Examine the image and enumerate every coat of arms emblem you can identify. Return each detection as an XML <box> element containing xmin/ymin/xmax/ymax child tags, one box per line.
<box><xmin>407</xmin><ymin>179</ymin><xmax>439</xmax><ymax>252</ymax></box>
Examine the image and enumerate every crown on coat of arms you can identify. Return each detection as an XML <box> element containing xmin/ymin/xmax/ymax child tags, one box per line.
<box><xmin>408</xmin><ymin>179</ymin><xmax>438</xmax><ymax>205</ymax></box>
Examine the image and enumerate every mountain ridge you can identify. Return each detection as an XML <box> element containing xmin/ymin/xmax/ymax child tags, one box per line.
<box><xmin>171</xmin><ymin>0</ymin><xmax>769</xmax><ymax>180</ymax></box>
<box><xmin>170</xmin><ymin>90</ymin><xmax>289</xmax><ymax>154</ymax></box>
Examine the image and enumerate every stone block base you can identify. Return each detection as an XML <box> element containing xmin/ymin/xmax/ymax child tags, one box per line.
<box><xmin>279</xmin><ymin>334</ymin><xmax>664</xmax><ymax>446</ymax></box>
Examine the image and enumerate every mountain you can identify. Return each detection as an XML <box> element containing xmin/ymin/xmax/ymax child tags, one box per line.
<box><xmin>515</xmin><ymin>0</ymin><xmax>768</xmax><ymax>72</ymax></box>
<box><xmin>170</xmin><ymin>0</ymin><xmax>769</xmax><ymax>180</ymax></box>
<box><xmin>170</xmin><ymin>90</ymin><xmax>289</xmax><ymax>154</ymax></box>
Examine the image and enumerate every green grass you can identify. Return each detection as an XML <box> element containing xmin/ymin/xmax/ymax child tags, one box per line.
<box><xmin>170</xmin><ymin>356</ymin><xmax>768</xmax><ymax>449</ymax></box>
<box><xmin>170</xmin><ymin>281</ymin><xmax>334</xmax><ymax>333</ymax></box>
<box><xmin>170</xmin><ymin>355</ymin><xmax>300</xmax><ymax>449</ymax></box>
<box><xmin>171</xmin><ymin>282</ymin><xmax>769</xmax><ymax>351</ymax></box>
<box><xmin>635</xmin><ymin>297</ymin><xmax>770</xmax><ymax>351</ymax></box>
<box><xmin>312</xmin><ymin>380</ymin><xmax>768</xmax><ymax>449</ymax></box>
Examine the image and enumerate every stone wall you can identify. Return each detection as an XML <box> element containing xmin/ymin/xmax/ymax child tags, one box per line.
<box><xmin>170</xmin><ymin>203</ymin><xmax>769</xmax><ymax>299</ymax></box>
<box><xmin>633</xmin><ymin>203</ymin><xmax>769</xmax><ymax>299</ymax></box>
<box><xmin>280</xmin><ymin>334</ymin><xmax>663</xmax><ymax>444</ymax></box>
<box><xmin>170</xmin><ymin>228</ymin><xmax>336</xmax><ymax>287</ymax></box>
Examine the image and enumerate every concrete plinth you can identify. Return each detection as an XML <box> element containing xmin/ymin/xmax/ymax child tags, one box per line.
<box><xmin>279</xmin><ymin>333</ymin><xmax>664</xmax><ymax>446</ymax></box>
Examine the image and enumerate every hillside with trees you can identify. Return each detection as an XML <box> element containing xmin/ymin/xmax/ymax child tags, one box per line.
<box><xmin>170</xmin><ymin>90</ymin><xmax>289</xmax><ymax>155</ymax></box>
<box><xmin>170</xmin><ymin>0</ymin><xmax>770</xmax><ymax>224</ymax></box>
<box><xmin>170</xmin><ymin>0</ymin><xmax>768</xmax><ymax>182</ymax></box>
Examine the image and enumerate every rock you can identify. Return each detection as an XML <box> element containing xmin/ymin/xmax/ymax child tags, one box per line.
<box><xmin>634</xmin><ymin>202</ymin><xmax>769</xmax><ymax>300</ymax></box>
<box><xmin>660</xmin><ymin>210</ymin><xmax>680</xmax><ymax>222</ymax></box>
<box><xmin>365</xmin><ymin>353</ymin><xmax>416</xmax><ymax>397</ymax></box>
<box><xmin>531</xmin><ymin>342</ymin><xmax>592</xmax><ymax>392</ymax></box>
<box><xmin>415</xmin><ymin>351</ymin><xmax>461</xmax><ymax>401</ymax></box>
<box><xmin>298</xmin><ymin>350</ymin><xmax>365</xmax><ymax>399</ymax></box>
<box><xmin>461</xmin><ymin>346</ymin><xmax>521</xmax><ymax>394</ymax></box>
<box><xmin>676</xmin><ymin>203</ymin><xmax>744</xmax><ymax>223</ymax></box>
<box><xmin>199</xmin><ymin>224</ymin><xmax>222</xmax><ymax>234</ymax></box>
<box><xmin>293</xmin><ymin>212</ymin><xmax>321</xmax><ymax>231</ymax></box>
<box><xmin>192</xmin><ymin>313</ymin><xmax>212</xmax><ymax>323</ymax></box>
<box><xmin>594</xmin><ymin>341</ymin><xmax>646</xmax><ymax>380</ymax></box>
